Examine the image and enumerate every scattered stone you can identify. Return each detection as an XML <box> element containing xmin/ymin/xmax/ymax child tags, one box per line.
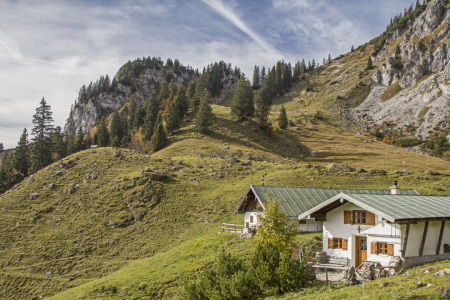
<box><xmin>403</xmin><ymin>271</ymin><xmax>410</xmax><ymax>276</ymax></box>
<box><xmin>326</xmin><ymin>164</ymin><xmax>355</xmax><ymax>172</ymax></box>
<box><xmin>427</xmin><ymin>284</ymin><xmax>435</xmax><ymax>288</ymax></box>
<box><xmin>435</xmin><ymin>269</ymin><xmax>450</xmax><ymax>276</ymax></box>
<box><xmin>144</xmin><ymin>167</ymin><xmax>150</xmax><ymax>172</ymax></box>
<box><xmin>113</xmin><ymin>151</ymin><xmax>121</xmax><ymax>157</ymax></box>
<box><xmin>49</xmin><ymin>183</ymin><xmax>55</xmax><ymax>189</ymax></box>
<box><xmin>310</xmin><ymin>151</ymin><xmax>317</xmax><ymax>157</ymax></box>
<box><xmin>218</xmin><ymin>173</ymin><xmax>224</xmax><ymax>178</ymax></box>
<box><xmin>72</xmin><ymin>156</ymin><xmax>79</xmax><ymax>161</ymax></box>
<box><xmin>93</xmin><ymin>184</ymin><xmax>98</xmax><ymax>188</ymax></box>
<box><xmin>195</xmin><ymin>164</ymin><xmax>203</xmax><ymax>168</ymax></box>
<box><xmin>65</xmin><ymin>205</ymin><xmax>69</xmax><ymax>210</ymax></box>
<box><xmin>177</xmin><ymin>160</ymin><xmax>183</xmax><ymax>165</ymax></box>
<box><xmin>30</xmin><ymin>193</ymin><xmax>38</xmax><ymax>200</ymax></box>
<box><xmin>68</xmin><ymin>276</ymin><xmax>75</xmax><ymax>281</ymax></box>
<box><xmin>92</xmin><ymin>174</ymin><xmax>97</xmax><ymax>180</ymax></box>
<box><xmin>68</xmin><ymin>188</ymin><xmax>75</xmax><ymax>195</ymax></box>
<box><xmin>442</xmin><ymin>290</ymin><xmax>450</xmax><ymax>298</ymax></box>
<box><xmin>414</xmin><ymin>282</ymin><xmax>426</xmax><ymax>288</ymax></box>
<box><xmin>46</xmin><ymin>271</ymin><xmax>52</xmax><ymax>277</ymax></box>
<box><xmin>91</xmin><ymin>150</ymin><xmax>96</xmax><ymax>153</ymax></box>
<box><xmin>28</xmin><ymin>175</ymin><xmax>34</xmax><ymax>182</ymax></box>
<box><xmin>11</xmin><ymin>183</ymin><xmax>20</xmax><ymax>190</ymax></box>
<box><xmin>190</xmin><ymin>177</ymin><xmax>200</xmax><ymax>184</ymax></box>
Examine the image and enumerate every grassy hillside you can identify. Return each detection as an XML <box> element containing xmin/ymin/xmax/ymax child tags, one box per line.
<box><xmin>2</xmin><ymin>100</ymin><xmax>450</xmax><ymax>299</ymax></box>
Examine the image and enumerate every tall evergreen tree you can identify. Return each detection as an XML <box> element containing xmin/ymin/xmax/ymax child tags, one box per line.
<box><xmin>278</xmin><ymin>106</ymin><xmax>288</xmax><ymax>129</ymax></box>
<box><xmin>165</xmin><ymin>96</ymin><xmax>181</xmax><ymax>135</ymax></box>
<box><xmin>151</xmin><ymin>112</ymin><xmax>167</xmax><ymax>152</ymax></box>
<box><xmin>110</xmin><ymin>110</ymin><xmax>124</xmax><ymax>143</ymax></box>
<box><xmin>351</xmin><ymin>45</ymin><xmax>355</xmax><ymax>52</ymax></box>
<box><xmin>231</xmin><ymin>75</ymin><xmax>254</xmax><ymax>120</ymax></box>
<box><xmin>328</xmin><ymin>54</ymin><xmax>332</xmax><ymax>63</ymax></box>
<box><xmin>127</xmin><ymin>99</ymin><xmax>137</xmax><ymax>134</ymax></box>
<box><xmin>0</xmin><ymin>143</ymin><xmax>3</xmax><ymax>153</ymax></box>
<box><xmin>175</xmin><ymin>84</ymin><xmax>188</xmax><ymax>117</ymax></box>
<box><xmin>367</xmin><ymin>56</ymin><xmax>373</xmax><ymax>70</ymax></box>
<box><xmin>187</xmin><ymin>82</ymin><xmax>196</xmax><ymax>106</ymax></box>
<box><xmin>252</xmin><ymin>65</ymin><xmax>260</xmax><ymax>89</ymax></box>
<box><xmin>29</xmin><ymin>97</ymin><xmax>54</xmax><ymax>174</ymax></box>
<box><xmin>143</xmin><ymin>92</ymin><xmax>159</xmax><ymax>141</ymax></box>
<box><xmin>13</xmin><ymin>128</ymin><xmax>30</xmax><ymax>176</ymax></box>
<box><xmin>52</xmin><ymin>126</ymin><xmax>67</xmax><ymax>159</ymax></box>
<box><xmin>133</xmin><ymin>105</ymin><xmax>145</xmax><ymax>129</ymax></box>
<box><xmin>75</xmin><ymin>128</ymin><xmax>85</xmax><ymax>152</ymax></box>
<box><xmin>192</xmin><ymin>72</ymin><xmax>210</xmax><ymax>114</ymax></box>
<box><xmin>158</xmin><ymin>81</ymin><xmax>171</xmax><ymax>104</ymax></box>
<box><xmin>256</xmin><ymin>79</ymin><xmax>272</xmax><ymax>128</ymax></box>
<box><xmin>275</xmin><ymin>61</ymin><xmax>283</xmax><ymax>95</ymax></box>
<box><xmin>195</xmin><ymin>88</ymin><xmax>214</xmax><ymax>133</ymax></box>
<box><xmin>260</xmin><ymin>66</ymin><xmax>266</xmax><ymax>81</ymax></box>
<box><xmin>97</xmin><ymin>117</ymin><xmax>110</xmax><ymax>147</ymax></box>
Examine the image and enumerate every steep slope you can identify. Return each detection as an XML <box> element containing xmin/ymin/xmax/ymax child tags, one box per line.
<box><xmin>354</xmin><ymin>0</ymin><xmax>450</xmax><ymax>139</ymax></box>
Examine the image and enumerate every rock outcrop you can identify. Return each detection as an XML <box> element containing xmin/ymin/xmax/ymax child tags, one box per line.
<box><xmin>354</xmin><ymin>0</ymin><xmax>450</xmax><ymax>139</ymax></box>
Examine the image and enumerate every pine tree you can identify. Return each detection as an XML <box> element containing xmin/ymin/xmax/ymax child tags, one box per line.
<box><xmin>165</xmin><ymin>96</ymin><xmax>181</xmax><ymax>135</ymax></box>
<box><xmin>120</xmin><ymin>135</ymin><xmax>129</xmax><ymax>148</ymax></box>
<box><xmin>110</xmin><ymin>135</ymin><xmax>120</xmax><ymax>147</ymax></box>
<box><xmin>187</xmin><ymin>82</ymin><xmax>196</xmax><ymax>106</ymax></box>
<box><xmin>29</xmin><ymin>97</ymin><xmax>54</xmax><ymax>174</ymax></box>
<box><xmin>351</xmin><ymin>45</ymin><xmax>355</xmax><ymax>52</ymax></box>
<box><xmin>192</xmin><ymin>72</ymin><xmax>210</xmax><ymax>114</ymax></box>
<box><xmin>278</xmin><ymin>106</ymin><xmax>288</xmax><ymax>129</ymax></box>
<box><xmin>97</xmin><ymin>118</ymin><xmax>110</xmax><ymax>147</ymax></box>
<box><xmin>52</xmin><ymin>126</ymin><xmax>67</xmax><ymax>159</ymax></box>
<box><xmin>261</xmin><ymin>66</ymin><xmax>266</xmax><ymax>81</ymax></box>
<box><xmin>328</xmin><ymin>54</ymin><xmax>332</xmax><ymax>63</ymax></box>
<box><xmin>256</xmin><ymin>79</ymin><xmax>272</xmax><ymax>129</ymax></box>
<box><xmin>175</xmin><ymin>84</ymin><xmax>188</xmax><ymax>117</ymax></box>
<box><xmin>127</xmin><ymin>99</ymin><xmax>137</xmax><ymax>134</ymax></box>
<box><xmin>252</xmin><ymin>65</ymin><xmax>260</xmax><ymax>89</ymax></box>
<box><xmin>275</xmin><ymin>61</ymin><xmax>283</xmax><ymax>95</ymax></box>
<box><xmin>366</xmin><ymin>56</ymin><xmax>373</xmax><ymax>70</ymax></box>
<box><xmin>75</xmin><ymin>128</ymin><xmax>85</xmax><ymax>152</ymax></box>
<box><xmin>231</xmin><ymin>76</ymin><xmax>254</xmax><ymax>120</ymax></box>
<box><xmin>133</xmin><ymin>105</ymin><xmax>145</xmax><ymax>129</ymax></box>
<box><xmin>151</xmin><ymin>112</ymin><xmax>167</xmax><ymax>152</ymax></box>
<box><xmin>0</xmin><ymin>143</ymin><xmax>3</xmax><ymax>153</ymax></box>
<box><xmin>195</xmin><ymin>88</ymin><xmax>214</xmax><ymax>133</ymax></box>
<box><xmin>110</xmin><ymin>111</ymin><xmax>124</xmax><ymax>142</ymax></box>
<box><xmin>158</xmin><ymin>81</ymin><xmax>170</xmax><ymax>104</ymax></box>
<box><xmin>143</xmin><ymin>92</ymin><xmax>159</xmax><ymax>141</ymax></box>
<box><xmin>12</xmin><ymin>128</ymin><xmax>30</xmax><ymax>176</ymax></box>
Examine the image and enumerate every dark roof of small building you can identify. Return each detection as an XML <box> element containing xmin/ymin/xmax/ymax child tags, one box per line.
<box><xmin>236</xmin><ymin>185</ymin><xmax>420</xmax><ymax>218</ymax></box>
<box><xmin>298</xmin><ymin>193</ymin><xmax>450</xmax><ymax>223</ymax></box>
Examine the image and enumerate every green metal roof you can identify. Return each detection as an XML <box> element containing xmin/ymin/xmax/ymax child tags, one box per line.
<box><xmin>300</xmin><ymin>193</ymin><xmax>450</xmax><ymax>222</ymax></box>
<box><xmin>251</xmin><ymin>185</ymin><xmax>420</xmax><ymax>218</ymax></box>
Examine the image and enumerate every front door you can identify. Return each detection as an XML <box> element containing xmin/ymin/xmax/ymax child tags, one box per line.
<box><xmin>355</xmin><ymin>236</ymin><xmax>367</xmax><ymax>267</ymax></box>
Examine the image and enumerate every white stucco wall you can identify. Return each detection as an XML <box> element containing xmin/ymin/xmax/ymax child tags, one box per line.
<box><xmin>323</xmin><ymin>202</ymin><xmax>402</xmax><ymax>266</ymax></box>
<box><xmin>402</xmin><ymin>221</ymin><xmax>450</xmax><ymax>257</ymax></box>
<box><xmin>244</xmin><ymin>212</ymin><xmax>261</xmax><ymax>226</ymax></box>
<box><xmin>298</xmin><ymin>219</ymin><xmax>323</xmax><ymax>232</ymax></box>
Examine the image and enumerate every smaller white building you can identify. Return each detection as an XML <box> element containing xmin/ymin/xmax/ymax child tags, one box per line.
<box><xmin>298</xmin><ymin>189</ymin><xmax>450</xmax><ymax>269</ymax></box>
<box><xmin>234</xmin><ymin>184</ymin><xmax>419</xmax><ymax>233</ymax></box>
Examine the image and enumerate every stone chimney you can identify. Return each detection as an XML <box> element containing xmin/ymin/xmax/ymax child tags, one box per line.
<box><xmin>390</xmin><ymin>181</ymin><xmax>400</xmax><ymax>195</ymax></box>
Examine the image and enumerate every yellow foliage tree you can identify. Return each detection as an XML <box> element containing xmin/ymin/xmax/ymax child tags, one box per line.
<box><xmin>253</xmin><ymin>195</ymin><xmax>297</xmax><ymax>252</ymax></box>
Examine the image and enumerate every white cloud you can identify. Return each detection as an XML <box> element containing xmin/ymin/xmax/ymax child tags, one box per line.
<box><xmin>201</xmin><ymin>0</ymin><xmax>278</xmax><ymax>54</ymax></box>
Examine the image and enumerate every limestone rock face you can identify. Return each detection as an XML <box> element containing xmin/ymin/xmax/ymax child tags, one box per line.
<box><xmin>354</xmin><ymin>0</ymin><xmax>450</xmax><ymax>139</ymax></box>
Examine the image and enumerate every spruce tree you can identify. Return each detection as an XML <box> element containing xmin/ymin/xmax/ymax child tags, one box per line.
<box><xmin>165</xmin><ymin>96</ymin><xmax>181</xmax><ymax>135</ymax></box>
<box><xmin>120</xmin><ymin>135</ymin><xmax>129</xmax><ymax>148</ymax></box>
<box><xmin>351</xmin><ymin>45</ymin><xmax>355</xmax><ymax>52</ymax></box>
<box><xmin>13</xmin><ymin>128</ymin><xmax>30</xmax><ymax>176</ymax></box>
<box><xmin>143</xmin><ymin>92</ymin><xmax>159</xmax><ymax>141</ymax></box>
<box><xmin>278</xmin><ymin>106</ymin><xmax>288</xmax><ymax>129</ymax></box>
<box><xmin>252</xmin><ymin>65</ymin><xmax>260</xmax><ymax>89</ymax></box>
<box><xmin>192</xmin><ymin>72</ymin><xmax>210</xmax><ymax>114</ymax></box>
<box><xmin>158</xmin><ymin>81</ymin><xmax>170</xmax><ymax>104</ymax></box>
<box><xmin>133</xmin><ymin>105</ymin><xmax>145</xmax><ymax>129</ymax></box>
<box><xmin>195</xmin><ymin>88</ymin><xmax>214</xmax><ymax>133</ymax></box>
<box><xmin>97</xmin><ymin>118</ymin><xmax>110</xmax><ymax>147</ymax></box>
<box><xmin>52</xmin><ymin>126</ymin><xmax>67</xmax><ymax>158</ymax></box>
<box><xmin>275</xmin><ymin>61</ymin><xmax>283</xmax><ymax>95</ymax></box>
<box><xmin>110</xmin><ymin>111</ymin><xmax>124</xmax><ymax>142</ymax></box>
<box><xmin>151</xmin><ymin>112</ymin><xmax>167</xmax><ymax>152</ymax></box>
<box><xmin>187</xmin><ymin>82</ymin><xmax>196</xmax><ymax>106</ymax></box>
<box><xmin>29</xmin><ymin>97</ymin><xmax>54</xmax><ymax>174</ymax></box>
<box><xmin>75</xmin><ymin>128</ymin><xmax>85</xmax><ymax>152</ymax></box>
<box><xmin>260</xmin><ymin>66</ymin><xmax>266</xmax><ymax>81</ymax></box>
<box><xmin>256</xmin><ymin>79</ymin><xmax>272</xmax><ymax>129</ymax></box>
<box><xmin>0</xmin><ymin>143</ymin><xmax>3</xmax><ymax>153</ymax></box>
<box><xmin>127</xmin><ymin>99</ymin><xmax>137</xmax><ymax>134</ymax></box>
<box><xmin>231</xmin><ymin>75</ymin><xmax>254</xmax><ymax>120</ymax></box>
<box><xmin>366</xmin><ymin>56</ymin><xmax>373</xmax><ymax>70</ymax></box>
<box><xmin>175</xmin><ymin>84</ymin><xmax>188</xmax><ymax>117</ymax></box>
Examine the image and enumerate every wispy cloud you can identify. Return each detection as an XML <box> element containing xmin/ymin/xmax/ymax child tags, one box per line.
<box><xmin>0</xmin><ymin>30</ymin><xmax>23</xmax><ymax>61</ymax></box>
<box><xmin>201</xmin><ymin>0</ymin><xmax>277</xmax><ymax>54</ymax></box>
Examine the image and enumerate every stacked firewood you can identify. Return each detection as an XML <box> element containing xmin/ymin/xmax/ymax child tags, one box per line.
<box><xmin>360</xmin><ymin>262</ymin><xmax>376</xmax><ymax>280</ymax></box>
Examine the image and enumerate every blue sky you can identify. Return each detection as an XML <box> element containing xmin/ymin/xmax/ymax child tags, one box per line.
<box><xmin>0</xmin><ymin>0</ymin><xmax>414</xmax><ymax>148</ymax></box>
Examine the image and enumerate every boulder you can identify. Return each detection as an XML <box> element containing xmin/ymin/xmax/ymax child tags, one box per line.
<box><xmin>92</xmin><ymin>174</ymin><xmax>97</xmax><ymax>180</ymax></box>
<box><xmin>30</xmin><ymin>193</ymin><xmax>38</xmax><ymax>200</ymax></box>
<box><xmin>435</xmin><ymin>269</ymin><xmax>450</xmax><ymax>276</ymax></box>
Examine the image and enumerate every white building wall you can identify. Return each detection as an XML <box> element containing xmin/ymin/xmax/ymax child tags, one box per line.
<box><xmin>244</xmin><ymin>212</ymin><xmax>261</xmax><ymax>226</ymax></box>
<box><xmin>323</xmin><ymin>202</ymin><xmax>402</xmax><ymax>266</ymax></box>
<box><xmin>298</xmin><ymin>219</ymin><xmax>323</xmax><ymax>232</ymax></box>
<box><xmin>402</xmin><ymin>221</ymin><xmax>450</xmax><ymax>257</ymax></box>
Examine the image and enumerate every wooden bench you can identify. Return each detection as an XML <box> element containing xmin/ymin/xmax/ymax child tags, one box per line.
<box><xmin>313</xmin><ymin>257</ymin><xmax>349</xmax><ymax>283</ymax></box>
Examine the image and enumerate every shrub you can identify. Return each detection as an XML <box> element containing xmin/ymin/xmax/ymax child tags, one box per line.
<box><xmin>313</xmin><ymin>110</ymin><xmax>324</xmax><ymax>120</ymax></box>
<box><xmin>394</xmin><ymin>138</ymin><xmax>422</xmax><ymax>147</ymax></box>
<box><xmin>330</xmin><ymin>80</ymin><xmax>338</xmax><ymax>85</ymax></box>
<box><xmin>184</xmin><ymin>243</ymin><xmax>313</xmax><ymax>300</ymax></box>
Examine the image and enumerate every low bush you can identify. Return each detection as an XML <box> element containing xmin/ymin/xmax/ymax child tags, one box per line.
<box><xmin>184</xmin><ymin>243</ymin><xmax>313</xmax><ymax>300</ymax></box>
<box><xmin>394</xmin><ymin>138</ymin><xmax>422</xmax><ymax>147</ymax></box>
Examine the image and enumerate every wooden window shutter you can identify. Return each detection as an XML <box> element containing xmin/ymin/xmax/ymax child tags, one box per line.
<box><xmin>342</xmin><ymin>239</ymin><xmax>348</xmax><ymax>250</ymax></box>
<box><xmin>328</xmin><ymin>238</ymin><xmax>333</xmax><ymax>249</ymax></box>
<box><xmin>367</xmin><ymin>212</ymin><xmax>375</xmax><ymax>225</ymax></box>
<box><xmin>344</xmin><ymin>211</ymin><xmax>352</xmax><ymax>224</ymax></box>
<box><xmin>371</xmin><ymin>242</ymin><xmax>377</xmax><ymax>254</ymax></box>
<box><xmin>250</xmin><ymin>215</ymin><xmax>254</xmax><ymax>223</ymax></box>
<box><xmin>387</xmin><ymin>244</ymin><xmax>394</xmax><ymax>256</ymax></box>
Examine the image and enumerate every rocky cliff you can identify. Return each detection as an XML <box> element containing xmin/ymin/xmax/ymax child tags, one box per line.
<box><xmin>353</xmin><ymin>0</ymin><xmax>450</xmax><ymax>139</ymax></box>
<box><xmin>64</xmin><ymin>62</ymin><xmax>238</xmax><ymax>137</ymax></box>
